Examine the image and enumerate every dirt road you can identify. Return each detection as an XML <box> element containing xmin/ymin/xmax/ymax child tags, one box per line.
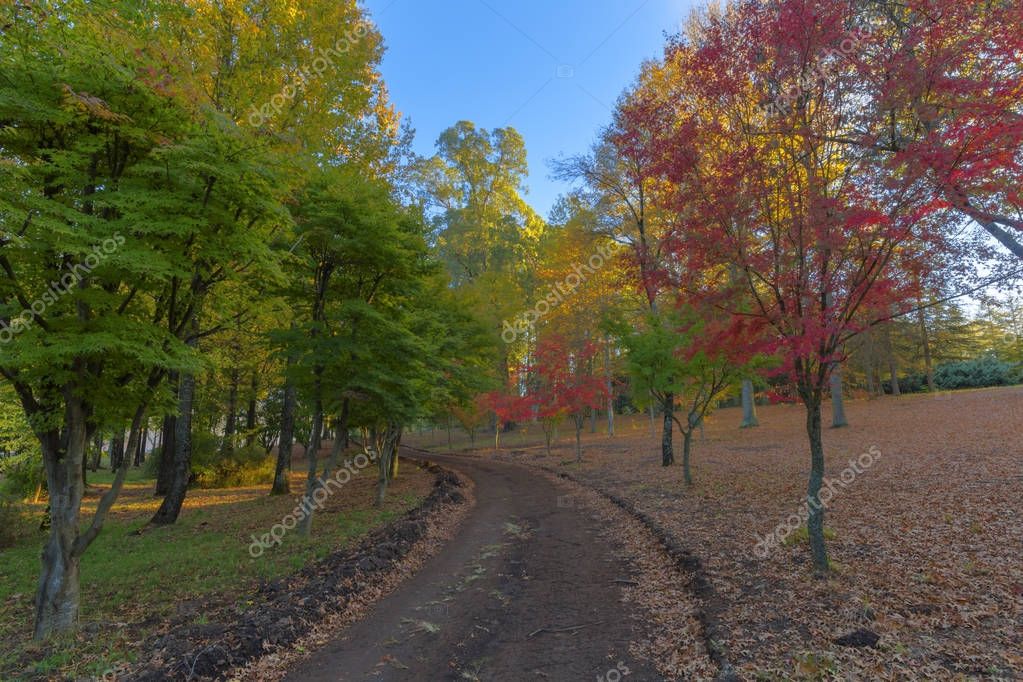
<box><xmin>282</xmin><ymin>451</ymin><xmax>664</xmax><ymax>681</ymax></box>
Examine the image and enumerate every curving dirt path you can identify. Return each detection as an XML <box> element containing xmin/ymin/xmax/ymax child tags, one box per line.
<box><xmin>282</xmin><ymin>451</ymin><xmax>665</xmax><ymax>681</ymax></box>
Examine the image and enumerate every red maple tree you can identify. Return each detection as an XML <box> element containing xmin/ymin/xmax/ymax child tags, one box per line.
<box><xmin>528</xmin><ymin>336</ymin><xmax>608</xmax><ymax>462</ymax></box>
<box><xmin>618</xmin><ymin>0</ymin><xmax>945</xmax><ymax>571</ymax></box>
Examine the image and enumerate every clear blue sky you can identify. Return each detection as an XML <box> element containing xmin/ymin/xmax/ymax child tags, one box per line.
<box><xmin>363</xmin><ymin>0</ymin><xmax>696</xmax><ymax>219</ymax></box>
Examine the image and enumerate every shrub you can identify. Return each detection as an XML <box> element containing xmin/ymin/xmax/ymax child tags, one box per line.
<box><xmin>189</xmin><ymin>433</ymin><xmax>274</xmax><ymax>489</ymax></box>
<box><xmin>934</xmin><ymin>356</ymin><xmax>1014</xmax><ymax>390</ymax></box>
<box><xmin>0</xmin><ymin>495</ymin><xmax>37</xmax><ymax>549</ymax></box>
<box><xmin>143</xmin><ymin>432</ymin><xmax>275</xmax><ymax>488</ymax></box>
<box><xmin>143</xmin><ymin>446</ymin><xmax>162</xmax><ymax>477</ymax></box>
<box><xmin>0</xmin><ymin>453</ymin><xmax>44</xmax><ymax>501</ymax></box>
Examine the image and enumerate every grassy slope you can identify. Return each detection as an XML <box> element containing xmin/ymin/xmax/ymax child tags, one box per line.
<box><xmin>0</xmin><ymin>456</ymin><xmax>433</xmax><ymax>681</ymax></box>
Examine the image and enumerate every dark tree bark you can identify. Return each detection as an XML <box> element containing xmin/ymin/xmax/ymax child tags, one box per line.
<box><xmin>271</xmin><ymin>373</ymin><xmax>296</xmax><ymax>496</ymax></box>
<box><xmin>682</xmin><ymin>428</ymin><xmax>694</xmax><ymax>486</ymax></box>
<box><xmin>245</xmin><ymin>372</ymin><xmax>258</xmax><ymax>447</ymax></box>
<box><xmin>918</xmin><ymin>303</ymin><xmax>936</xmax><ymax>392</ymax></box>
<box><xmin>574</xmin><ymin>415</ymin><xmax>584</xmax><ymax>462</ymax></box>
<box><xmin>35</xmin><ymin>395</ymin><xmax>148</xmax><ymax>639</ymax></box>
<box><xmin>134</xmin><ymin>424</ymin><xmax>148</xmax><ymax>467</ymax></box>
<box><xmin>89</xmin><ymin>432</ymin><xmax>103</xmax><ymax>472</ymax></box>
<box><xmin>155</xmin><ymin>371</ymin><xmax>179</xmax><ymax>496</ymax></box>
<box><xmin>375</xmin><ymin>424</ymin><xmax>401</xmax><ymax>507</ymax></box>
<box><xmin>109</xmin><ymin>431</ymin><xmax>125</xmax><ymax>472</ymax></box>
<box><xmin>885</xmin><ymin>325</ymin><xmax>901</xmax><ymax>396</ymax></box>
<box><xmin>830</xmin><ymin>367</ymin><xmax>849</xmax><ymax>428</ymax></box>
<box><xmin>605</xmin><ymin>336</ymin><xmax>615</xmax><ymax>437</ymax></box>
<box><xmin>801</xmin><ymin>387</ymin><xmax>829</xmax><ymax>573</ymax></box>
<box><xmin>150</xmin><ymin>369</ymin><xmax>195</xmax><ymax>526</ymax></box>
<box><xmin>661</xmin><ymin>392</ymin><xmax>674</xmax><ymax>467</ymax></box>
<box><xmin>740</xmin><ymin>379</ymin><xmax>759</xmax><ymax>428</ymax></box>
<box><xmin>297</xmin><ymin>391</ymin><xmax>324</xmax><ymax>536</ymax></box>
<box><xmin>222</xmin><ymin>368</ymin><xmax>239</xmax><ymax>456</ymax></box>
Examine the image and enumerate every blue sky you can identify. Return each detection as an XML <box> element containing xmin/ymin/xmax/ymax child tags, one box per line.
<box><xmin>363</xmin><ymin>0</ymin><xmax>696</xmax><ymax>219</ymax></box>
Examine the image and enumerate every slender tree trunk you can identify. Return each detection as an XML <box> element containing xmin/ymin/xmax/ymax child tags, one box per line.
<box><xmin>575</xmin><ymin>419</ymin><xmax>583</xmax><ymax>463</ymax></box>
<box><xmin>661</xmin><ymin>393</ymin><xmax>674</xmax><ymax>466</ymax></box>
<box><xmin>151</xmin><ymin>369</ymin><xmax>195</xmax><ymax>525</ymax></box>
<box><xmin>155</xmin><ymin>372</ymin><xmax>178</xmax><ymax>496</ymax></box>
<box><xmin>297</xmin><ymin>393</ymin><xmax>324</xmax><ymax>536</ymax></box>
<box><xmin>109</xmin><ymin>431</ymin><xmax>125</xmax><ymax>472</ymax></box>
<box><xmin>34</xmin><ymin>403</ymin><xmax>87</xmax><ymax>640</ymax></box>
<box><xmin>89</xmin><ymin>432</ymin><xmax>103</xmax><ymax>472</ymax></box>
<box><xmin>605</xmin><ymin>335</ymin><xmax>615</xmax><ymax>436</ymax></box>
<box><xmin>885</xmin><ymin>325</ymin><xmax>901</xmax><ymax>396</ymax></box>
<box><xmin>446</xmin><ymin>416</ymin><xmax>452</xmax><ymax>451</ymax></box>
<box><xmin>830</xmin><ymin>367</ymin><xmax>849</xmax><ymax>428</ymax></box>
<box><xmin>682</xmin><ymin>429</ymin><xmax>693</xmax><ymax>486</ymax></box>
<box><xmin>222</xmin><ymin>369</ymin><xmax>238</xmax><ymax>456</ymax></box>
<box><xmin>271</xmin><ymin>373</ymin><xmax>296</xmax><ymax>496</ymax></box>
<box><xmin>245</xmin><ymin>372</ymin><xmax>258</xmax><ymax>447</ymax></box>
<box><xmin>134</xmin><ymin>424</ymin><xmax>148</xmax><ymax>467</ymax></box>
<box><xmin>918</xmin><ymin>303</ymin><xmax>936</xmax><ymax>392</ymax></box>
<box><xmin>388</xmin><ymin>429</ymin><xmax>401</xmax><ymax>479</ymax></box>
<box><xmin>740</xmin><ymin>379</ymin><xmax>759</xmax><ymax>428</ymax></box>
<box><xmin>375</xmin><ymin>426</ymin><xmax>400</xmax><ymax>507</ymax></box>
<box><xmin>803</xmin><ymin>392</ymin><xmax>829</xmax><ymax>573</ymax></box>
<box><xmin>35</xmin><ymin>394</ymin><xmax>147</xmax><ymax>639</ymax></box>
<box><xmin>322</xmin><ymin>399</ymin><xmax>350</xmax><ymax>480</ymax></box>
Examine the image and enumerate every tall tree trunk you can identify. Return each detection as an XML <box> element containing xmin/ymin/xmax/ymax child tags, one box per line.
<box><xmin>34</xmin><ymin>407</ymin><xmax>86</xmax><ymax>640</ymax></box>
<box><xmin>245</xmin><ymin>372</ymin><xmax>258</xmax><ymax>447</ymax></box>
<box><xmin>222</xmin><ymin>369</ymin><xmax>238</xmax><ymax>456</ymax></box>
<box><xmin>575</xmin><ymin>419</ymin><xmax>583</xmax><ymax>463</ymax></box>
<box><xmin>321</xmin><ymin>399</ymin><xmax>349</xmax><ymax>480</ymax></box>
<box><xmin>151</xmin><ymin>367</ymin><xmax>195</xmax><ymax>526</ymax></box>
<box><xmin>109</xmin><ymin>431</ymin><xmax>125</xmax><ymax>472</ymax></box>
<box><xmin>682</xmin><ymin>428</ymin><xmax>693</xmax><ymax>486</ymax></box>
<box><xmin>389</xmin><ymin>434</ymin><xmax>400</xmax><ymax>479</ymax></box>
<box><xmin>604</xmin><ymin>335</ymin><xmax>615</xmax><ymax>437</ymax></box>
<box><xmin>918</xmin><ymin>303</ymin><xmax>936</xmax><ymax>392</ymax></box>
<box><xmin>297</xmin><ymin>389</ymin><xmax>324</xmax><ymax>537</ymax></box>
<box><xmin>803</xmin><ymin>391</ymin><xmax>829</xmax><ymax>573</ymax></box>
<box><xmin>155</xmin><ymin>372</ymin><xmax>179</xmax><ymax>496</ymax></box>
<box><xmin>375</xmin><ymin>425</ymin><xmax>400</xmax><ymax>507</ymax></box>
<box><xmin>885</xmin><ymin>325</ymin><xmax>901</xmax><ymax>396</ymax></box>
<box><xmin>134</xmin><ymin>424</ymin><xmax>148</xmax><ymax>467</ymax></box>
<box><xmin>446</xmin><ymin>416</ymin><xmax>453</xmax><ymax>451</ymax></box>
<box><xmin>35</xmin><ymin>394</ymin><xmax>147</xmax><ymax>639</ymax></box>
<box><xmin>271</xmin><ymin>373</ymin><xmax>296</xmax><ymax>496</ymax></box>
<box><xmin>661</xmin><ymin>393</ymin><xmax>674</xmax><ymax>466</ymax></box>
<box><xmin>89</xmin><ymin>432</ymin><xmax>103</xmax><ymax>472</ymax></box>
<box><xmin>740</xmin><ymin>379</ymin><xmax>759</xmax><ymax>428</ymax></box>
<box><xmin>830</xmin><ymin>367</ymin><xmax>849</xmax><ymax>428</ymax></box>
